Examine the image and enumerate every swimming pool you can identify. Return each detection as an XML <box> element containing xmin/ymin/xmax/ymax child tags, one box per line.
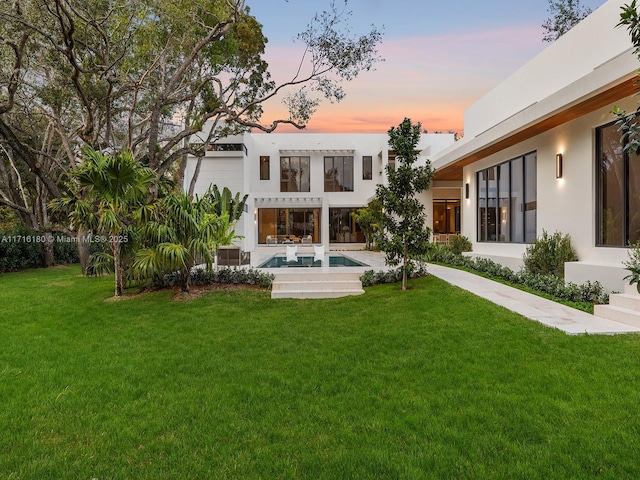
<box><xmin>258</xmin><ymin>253</ymin><xmax>368</xmax><ymax>268</ymax></box>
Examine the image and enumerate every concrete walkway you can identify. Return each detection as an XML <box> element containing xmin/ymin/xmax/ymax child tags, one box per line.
<box><xmin>427</xmin><ymin>263</ymin><xmax>640</xmax><ymax>335</ymax></box>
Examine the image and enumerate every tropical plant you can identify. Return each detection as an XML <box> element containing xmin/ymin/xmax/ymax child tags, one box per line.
<box><xmin>350</xmin><ymin>199</ymin><xmax>383</xmax><ymax>250</ymax></box>
<box><xmin>53</xmin><ymin>148</ymin><xmax>155</xmax><ymax>296</ymax></box>
<box><xmin>206</xmin><ymin>185</ymin><xmax>248</xmax><ymax>224</ymax></box>
<box><xmin>522</xmin><ymin>230</ymin><xmax>578</xmax><ymax>279</ymax></box>
<box><xmin>133</xmin><ymin>192</ymin><xmax>226</xmax><ymax>293</ymax></box>
<box><xmin>623</xmin><ymin>240</ymin><xmax>640</xmax><ymax>293</ymax></box>
<box><xmin>375</xmin><ymin>118</ymin><xmax>434</xmax><ymax>290</ymax></box>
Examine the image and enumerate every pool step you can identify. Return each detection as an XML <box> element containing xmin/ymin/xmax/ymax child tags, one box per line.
<box><xmin>271</xmin><ymin>272</ymin><xmax>364</xmax><ymax>299</ymax></box>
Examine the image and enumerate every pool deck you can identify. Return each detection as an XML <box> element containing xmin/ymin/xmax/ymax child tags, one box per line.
<box><xmin>251</xmin><ymin>247</ymin><xmax>640</xmax><ymax>335</ymax></box>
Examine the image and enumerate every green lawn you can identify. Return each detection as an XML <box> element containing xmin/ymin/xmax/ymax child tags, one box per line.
<box><xmin>2</xmin><ymin>265</ymin><xmax>640</xmax><ymax>479</ymax></box>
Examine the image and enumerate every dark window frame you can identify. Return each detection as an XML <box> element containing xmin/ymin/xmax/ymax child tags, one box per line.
<box><xmin>362</xmin><ymin>156</ymin><xmax>373</xmax><ymax>180</ymax></box>
<box><xmin>280</xmin><ymin>156</ymin><xmax>310</xmax><ymax>192</ymax></box>
<box><xmin>596</xmin><ymin>119</ymin><xmax>640</xmax><ymax>247</ymax></box>
<box><xmin>324</xmin><ymin>156</ymin><xmax>354</xmax><ymax>192</ymax></box>
<box><xmin>260</xmin><ymin>156</ymin><xmax>270</xmax><ymax>180</ymax></box>
<box><xmin>476</xmin><ymin>151</ymin><xmax>537</xmax><ymax>244</ymax></box>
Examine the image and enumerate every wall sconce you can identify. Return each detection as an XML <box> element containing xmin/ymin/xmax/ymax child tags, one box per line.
<box><xmin>465</xmin><ymin>182</ymin><xmax>470</xmax><ymax>199</ymax></box>
<box><xmin>556</xmin><ymin>153</ymin><xmax>563</xmax><ymax>179</ymax></box>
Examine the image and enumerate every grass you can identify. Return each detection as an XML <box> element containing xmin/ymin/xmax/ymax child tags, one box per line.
<box><xmin>2</xmin><ymin>265</ymin><xmax>640</xmax><ymax>479</ymax></box>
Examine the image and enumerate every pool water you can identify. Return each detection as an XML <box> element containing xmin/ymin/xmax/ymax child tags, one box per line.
<box><xmin>258</xmin><ymin>254</ymin><xmax>368</xmax><ymax>268</ymax></box>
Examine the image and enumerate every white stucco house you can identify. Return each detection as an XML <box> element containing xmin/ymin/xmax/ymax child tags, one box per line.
<box><xmin>185</xmin><ymin>129</ymin><xmax>456</xmax><ymax>252</ymax></box>
<box><xmin>431</xmin><ymin>0</ymin><xmax>638</xmax><ymax>292</ymax></box>
<box><xmin>186</xmin><ymin>0</ymin><xmax>637</xmax><ymax>292</ymax></box>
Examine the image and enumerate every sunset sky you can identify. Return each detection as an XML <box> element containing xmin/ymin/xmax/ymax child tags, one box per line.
<box><xmin>245</xmin><ymin>0</ymin><xmax>606</xmax><ymax>134</ymax></box>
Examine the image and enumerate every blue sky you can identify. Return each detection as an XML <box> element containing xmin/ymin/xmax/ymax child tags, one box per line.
<box><xmin>245</xmin><ymin>0</ymin><xmax>606</xmax><ymax>133</ymax></box>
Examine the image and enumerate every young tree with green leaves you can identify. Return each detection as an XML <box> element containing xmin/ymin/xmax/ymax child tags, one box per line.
<box><xmin>542</xmin><ymin>0</ymin><xmax>593</xmax><ymax>42</ymax></box>
<box><xmin>375</xmin><ymin>118</ymin><xmax>434</xmax><ymax>291</ymax></box>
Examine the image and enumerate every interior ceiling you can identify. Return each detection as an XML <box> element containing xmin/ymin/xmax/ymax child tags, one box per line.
<box><xmin>433</xmin><ymin>78</ymin><xmax>637</xmax><ymax>182</ymax></box>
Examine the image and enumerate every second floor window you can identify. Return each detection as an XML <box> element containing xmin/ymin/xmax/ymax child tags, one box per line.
<box><xmin>260</xmin><ymin>156</ymin><xmax>270</xmax><ymax>180</ymax></box>
<box><xmin>362</xmin><ymin>156</ymin><xmax>372</xmax><ymax>180</ymax></box>
<box><xmin>324</xmin><ymin>156</ymin><xmax>354</xmax><ymax>192</ymax></box>
<box><xmin>280</xmin><ymin>156</ymin><xmax>310</xmax><ymax>192</ymax></box>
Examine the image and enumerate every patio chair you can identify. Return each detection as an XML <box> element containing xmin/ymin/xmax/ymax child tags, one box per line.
<box><xmin>301</xmin><ymin>235</ymin><xmax>312</xmax><ymax>245</ymax></box>
<box><xmin>266</xmin><ymin>235</ymin><xmax>277</xmax><ymax>246</ymax></box>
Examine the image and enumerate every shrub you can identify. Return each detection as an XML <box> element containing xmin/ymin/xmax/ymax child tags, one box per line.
<box><xmin>623</xmin><ymin>240</ymin><xmax>640</xmax><ymax>293</ymax></box>
<box><xmin>360</xmin><ymin>262</ymin><xmax>428</xmax><ymax>287</ymax></box>
<box><xmin>0</xmin><ymin>225</ymin><xmax>43</xmax><ymax>272</ymax></box>
<box><xmin>522</xmin><ymin>230</ymin><xmax>577</xmax><ymax>279</ymax></box>
<box><xmin>428</xmin><ymin>248</ymin><xmax>608</xmax><ymax>305</ymax></box>
<box><xmin>449</xmin><ymin>235</ymin><xmax>472</xmax><ymax>255</ymax></box>
<box><xmin>157</xmin><ymin>267</ymin><xmax>274</xmax><ymax>289</ymax></box>
<box><xmin>0</xmin><ymin>224</ymin><xmax>84</xmax><ymax>273</ymax></box>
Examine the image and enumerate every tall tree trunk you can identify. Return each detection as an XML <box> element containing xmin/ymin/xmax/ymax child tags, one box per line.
<box><xmin>188</xmin><ymin>156</ymin><xmax>203</xmax><ymax>197</ymax></box>
<box><xmin>77</xmin><ymin>228</ymin><xmax>91</xmax><ymax>274</ymax></box>
<box><xmin>175</xmin><ymin>153</ymin><xmax>188</xmax><ymax>192</ymax></box>
<box><xmin>402</xmin><ymin>241</ymin><xmax>408</xmax><ymax>291</ymax></box>
<box><xmin>35</xmin><ymin>179</ymin><xmax>55</xmax><ymax>267</ymax></box>
<box><xmin>113</xmin><ymin>241</ymin><xmax>123</xmax><ymax>297</ymax></box>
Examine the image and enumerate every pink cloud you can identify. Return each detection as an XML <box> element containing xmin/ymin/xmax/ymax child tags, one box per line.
<box><xmin>256</xmin><ymin>24</ymin><xmax>546</xmax><ymax>134</ymax></box>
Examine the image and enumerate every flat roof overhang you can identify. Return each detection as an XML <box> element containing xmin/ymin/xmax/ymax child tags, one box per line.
<box><xmin>433</xmin><ymin>77</ymin><xmax>637</xmax><ymax>182</ymax></box>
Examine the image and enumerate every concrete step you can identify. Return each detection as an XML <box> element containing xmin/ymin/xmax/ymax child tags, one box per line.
<box><xmin>609</xmin><ymin>293</ymin><xmax>640</xmax><ymax>311</ymax></box>
<box><xmin>594</xmin><ymin>304</ymin><xmax>640</xmax><ymax>328</ymax></box>
<box><xmin>271</xmin><ymin>272</ymin><xmax>364</xmax><ymax>299</ymax></box>
<box><xmin>271</xmin><ymin>289</ymin><xmax>364</xmax><ymax>299</ymax></box>
<box><xmin>272</xmin><ymin>280</ymin><xmax>362</xmax><ymax>291</ymax></box>
<box><xmin>271</xmin><ymin>272</ymin><xmax>362</xmax><ymax>282</ymax></box>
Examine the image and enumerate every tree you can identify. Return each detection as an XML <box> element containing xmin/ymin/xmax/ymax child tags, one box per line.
<box><xmin>375</xmin><ymin>118</ymin><xmax>434</xmax><ymax>291</ymax></box>
<box><xmin>0</xmin><ymin>0</ymin><xmax>382</xmax><ymax>251</ymax></box>
<box><xmin>134</xmin><ymin>192</ymin><xmax>224</xmax><ymax>293</ymax></box>
<box><xmin>350</xmin><ymin>199</ymin><xmax>383</xmax><ymax>250</ymax></box>
<box><xmin>542</xmin><ymin>0</ymin><xmax>593</xmax><ymax>42</ymax></box>
<box><xmin>54</xmin><ymin>148</ymin><xmax>155</xmax><ymax>297</ymax></box>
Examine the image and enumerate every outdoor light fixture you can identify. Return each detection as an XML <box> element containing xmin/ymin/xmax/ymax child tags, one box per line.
<box><xmin>465</xmin><ymin>182</ymin><xmax>470</xmax><ymax>199</ymax></box>
<box><xmin>556</xmin><ymin>153</ymin><xmax>563</xmax><ymax>179</ymax></box>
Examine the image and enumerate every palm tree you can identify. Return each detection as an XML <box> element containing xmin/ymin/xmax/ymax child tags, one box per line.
<box><xmin>55</xmin><ymin>148</ymin><xmax>155</xmax><ymax>297</ymax></box>
<box><xmin>134</xmin><ymin>192</ymin><xmax>228</xmax><ymax>293</ymax></box>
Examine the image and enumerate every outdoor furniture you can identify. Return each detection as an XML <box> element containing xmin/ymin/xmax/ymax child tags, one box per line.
<box><xmin>286</xmin><ymin>245</ymin><xmax>298</xmax><ymax>263</ymax></box>
<box><xmin>266</xmin><ymin>235</ymin><xmax>277</xmax><ymax>246</ymax></box>
<box><xmin>301</xmin><ymin>235</ymin><xmax>312</xmax><ymax>245</ymax></box>
<box><xmin>217</xmin><ymin>246</ymin><xmax>250</xmax><ymax>266</ymax></box>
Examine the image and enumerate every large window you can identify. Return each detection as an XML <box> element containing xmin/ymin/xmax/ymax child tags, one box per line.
<box><xmin>433</xmin><ymin>200</ymin><xmax>461</xmax><ymax>234</ymax></box>
<box><xmin>258</xmin><ymin>208</ymin><xmax>320</xmax><ymax>244</ymax></box>
<box><xmin>324</xmin><ymin>156</ymin><xmax>354</xmax><ymax>192</ymax></box>
<box><xmin>280</xmin><ymin>156</ymin><xmax>310</xmax><ymax>192</ymax></box>
<box><xmin>329</xmin><ymin>208</ymin><xmax>362</xmax><ymax>243</ymax></box>
<box><xmin>477</xmin><ymin>152</ymin><xmax>536</xmax><ymax>243</ymax></box>
<box><xmin>597</xmin><ymin>121</ymin><xmax>640</xmax><ymax>246</ymax></box>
